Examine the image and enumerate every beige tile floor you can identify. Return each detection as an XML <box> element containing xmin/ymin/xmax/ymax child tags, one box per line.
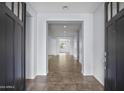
<box><xmin>26</xmin><ymin>53</ymin><xmax>104</xmax><ymax>91</ymax></box>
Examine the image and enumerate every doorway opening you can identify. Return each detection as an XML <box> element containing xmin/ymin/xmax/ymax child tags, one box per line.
<box><xmin>47</xmin><ymin>21</ymin><xmax>83</xmax><ymax>74</ymax></box>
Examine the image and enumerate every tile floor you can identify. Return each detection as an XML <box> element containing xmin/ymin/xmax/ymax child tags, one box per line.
<box><xmin>26</xmin><ymin>53</ymin><xmax>104</xmax><ymax>91</ymax></box>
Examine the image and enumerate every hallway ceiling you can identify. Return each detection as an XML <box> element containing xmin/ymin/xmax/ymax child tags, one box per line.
<box><xmin>48</xmin><ymin>21</ymin><xmax>82</xmax><ymax>37</ymax></box>
<box><xmin>28</xmin><ymin>2</ymin><xmax>103</xmax><ymax>13</ymax></box>
<box><xmin>48</xmin><ymin>21</ymin><xmax>82</xmax><ymax>32</ymax></box>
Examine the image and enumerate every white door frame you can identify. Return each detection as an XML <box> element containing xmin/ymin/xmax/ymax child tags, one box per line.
<box><xmin>46</xmin><ymin>20</ymin><xmax>83</xmax><ymax>74</ymax></box>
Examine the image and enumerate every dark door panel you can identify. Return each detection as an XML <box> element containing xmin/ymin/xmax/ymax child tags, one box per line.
<box><xmin>105</xmin><ymin>2</ymin><xmax>124</xmax><ymax>91</ymax></box>
<box><xmin>105</xmin><ymin>25</ymin><xmax>116</xmax><ymax>91</ymax></box>
<box><xmin>0</xmin><ymin>12</ymin><xmax>6</xmax><ymax>91</ymax></box>
<box><xmin>14</xmin><ymin>23</ymin><xmax>22</xmax><ymax>90</ymax></box>
<box><xmin>5</xmin><ymin>14</ymin><xmax>15</xmax><ymax>91</ymax></box>
<box><xmin>0</xmin><ymin>3</ymin><xmax>26</xmax><ymax>91</ymax></box>
<box><xmin>116</xmin><ymin>16</ymin><xmax>124</xmax><ymax>90</ymax></box>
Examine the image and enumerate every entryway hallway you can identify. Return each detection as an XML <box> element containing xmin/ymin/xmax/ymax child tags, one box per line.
<box><xmin>26</xmin><ymin>53</ymin><xmax>103</xmax><ymax>91</ymax></box>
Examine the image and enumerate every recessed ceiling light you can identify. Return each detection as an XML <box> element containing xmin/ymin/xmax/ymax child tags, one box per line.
<box><xmin>64</xmin><ymin>25</ymin><xmax>67</xmax><ymax>28</ymax></box>
<box><xmin>62</xmin><ymin>5</ymin><xmax>69</xmax><ymax>10</ymax></box>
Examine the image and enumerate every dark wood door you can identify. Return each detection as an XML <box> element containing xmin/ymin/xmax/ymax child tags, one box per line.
<box><xmin>0</xmin><ymin>3</ymin><xmax>26</xmax><ymax>91</ymax></box>
<box><xmin>0</xmin><ymin>11</ymin><xmax>6</xmax><ymax>91</ymax></box>
<box><xmin>105</xmin><ymin>24</ymin><xmax>116</xmax><ymax>91</ymax></box>
<box><xmin>116</xmin><ymin>16</ymin><xmax>124</xmax><ymax>90</ymax></box>
<box><xmin>5</xmin><ymin>14</ymin><xmax>15</xmax><ymax>91</ymax></box>
<box><xmin>14</xmin><ymin>23</ymin><xmax>23</xmax><ymax>90</ymax></box>
<box><xmin>104</xmin><ymin>2</ymin><xmax>124</xmax><ymax>91</ymax></box>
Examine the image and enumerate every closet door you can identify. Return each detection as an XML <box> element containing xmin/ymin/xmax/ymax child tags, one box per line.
<box><xmin>14</xmin><ymin>23</ymin><xmax>23</xmax><ymax>90</ymax></box>
<box><xmin>0</xmin><ymin>12</ymin><xmax>6</xmax><ymax>91</ymax></box>
<box><xmin>105</xmin><ymin>24</ymin><xmax>116</xmax><ymax>90</ymax></box>
<box><xmin>0</xmin><ymin>12</ymin><xmax>15</xmax><ymax>91</ymax></box>
<box><xmin>5</xmin><ymin>14</ymin><xmax>15</xmax><ymax>91</ymax></box>
<box><xmin>0</xmin><ymin>3</ymin><xmax>26</xmax><ymax>91</ymax></box>
<box><xmin>116</xmin><ymin>16</ymin><xmax>124</xmax><ymax>90</ymax></box>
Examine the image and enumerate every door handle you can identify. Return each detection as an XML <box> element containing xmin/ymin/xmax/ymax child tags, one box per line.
<box><xmin>104</xmin><ymin>51</ymin><xmax>107</xmax><ymax>70</ymax></box>
<box><xmin>104</xmin><ymin>57</ymin><xmax>107</xmax><ymax>70</ymax></box>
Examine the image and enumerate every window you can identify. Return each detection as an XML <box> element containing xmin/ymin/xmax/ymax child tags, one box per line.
<box><xmin>59</xmin><ymin>39</ymin><xmax>70</xmax><ymax>53</ymax></box>
<box><xmin>112</xmin><ymin>3</ymin><xmax>117</xmax><ymax>17</ymax></box>
<box><xmin>13</xmin><ymin>2</ymin><xmax>18</xmax><ymax>16</ymax></box>
<box><xmin>119</xmin><ymin>2</ymin><xmax>124</xmax><ymax>11</ymax></box>
<box><xmin>19</xmin><ymin>3</ymin><xmax>23</xmax><ymax>21</ymax></box>
<box><xmin>108</xmin><ymin>3</ymin><xmax>111</xmax><ymax>21</ymax></box>
<box><xmin>5</xmin><ymin>2</ymin><xmax>12</xmax><ymax>10</ymax></box>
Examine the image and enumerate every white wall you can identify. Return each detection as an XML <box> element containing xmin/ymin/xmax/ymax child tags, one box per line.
<box><xmin>79</xmin><ymin>24</ymin><xmax>84</xmax><ymax>73</ymax></box>
<box><xmin>48</xmin><ymin>36</ymin><xmax>57</xmax><ymax>55</ymax></box>
<box><xmin>36</xmin><ymin>13</ymin><xmax>94</xmax><ymax>76</ymax></box>
<box><xmin>26</xmin><ymin>3</ymin><xmax>37</xmax><ymax>79</ymax></box>
<box><xmin>73</xmin><ymin>31</ymin><xmax>78</xmax><ymax>59</ymax></box>
<box><xmin>26</xmin><ymin>16</ymin><xmax>33</xmax><ymax>79</ymax></box>
<box><xmin>93</xmin><ymin>3</ymin><xmax>105</xmax><ymax>85</ymax></box>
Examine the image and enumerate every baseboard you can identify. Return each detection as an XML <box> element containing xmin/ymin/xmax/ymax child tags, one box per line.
<box><xmin>36</xmin><ymin>73</ymin><xmax>47</xmax><ymax>76</ymax></box>
<box><xmin>26</xmin><ymin>75</ymin><xmax>35</xmax><ymax>80</ymax></box>
<box><xmin>83</xmin><ymin>73</ymin><xmax>93</xmax><ymax>76</ymax></box>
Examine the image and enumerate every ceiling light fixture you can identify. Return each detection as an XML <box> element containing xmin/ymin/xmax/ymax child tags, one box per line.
<box><xmin>62</xmin><ymin>5</ymin><xmax>69</xmax><ymax>10</ymax></box>
<box><xmin>64</xmin><ymin>25</ymin><xmax>67</xmax><ymax>28</ymax></box>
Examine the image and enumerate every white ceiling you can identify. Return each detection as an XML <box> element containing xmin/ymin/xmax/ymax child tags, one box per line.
<box><xmin>29</xmin><ymin>2</ymin><xmax>102</xmax><ymax>13</ymax></box>
<box><xmin>48</xmin><ymin>21</ymin><xmax>82</xmax><ymax>37</ymax></box>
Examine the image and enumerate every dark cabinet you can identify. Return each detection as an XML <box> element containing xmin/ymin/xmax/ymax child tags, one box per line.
<box><xmin>105</xmin><ymin>2</ymin><xmax>124</xmax><ymax>91</ymax></box>
<box><xmin>0</xmin><ymin>3</ymin><xmax>26</xmax><ymax>91</ymax></box>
